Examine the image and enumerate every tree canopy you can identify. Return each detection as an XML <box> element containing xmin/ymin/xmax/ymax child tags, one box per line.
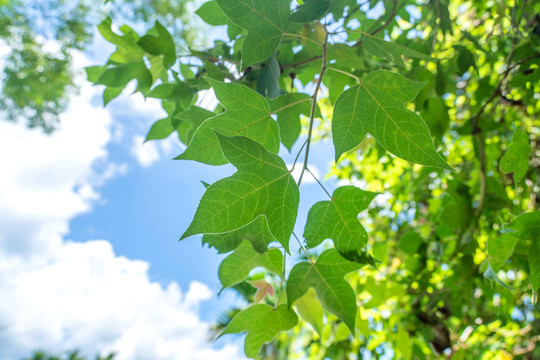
<box><xmin>88</xmin><ymin>0</ymin><xmax>540</xmax><ymax>358</ymax></box>
<box><xmin>0</xmin><ymin>0</ymin><xmax>204</xmax><ymax>131</ymax></box>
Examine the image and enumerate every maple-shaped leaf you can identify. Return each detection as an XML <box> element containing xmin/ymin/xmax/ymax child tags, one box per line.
<box><xmin>249</xmin><ymin>280</ymin><xmax>275</xmax><ymax>303</ymax></box>
<box><xmin>220</xmin><ymin>304</ymin><xmax>298</xmax><ymax>358</ymax></box>
<box><xmin>215</xmin><ymin>0</ymin><xmax>290</xmax><ymax>68</ymax></box>
<box><xmin>332</xmin><ymin>70</ymin><xmax>451</xmax><ymax>170</ymax></box>
<box><xmin>175</xmin><ymin>79</ymin><xmax>280</xmax><ymax>165</ymax></box>
<box><xmin>269</xmin><ymin>93</ymin><xmax>312</xmax><ymax>151</ymax></box>
<box><xmin>202</xmin><ymin>216</ymin><xmax>275</xmax><ymax>254</ymax></box>
<box><xmin>500</xmin><ymin>127</ymin><xmax>531</xmax><ymax>183</ymax></box>
<box><xmin>287</xmin><ymin>249</ymin><xmax>365</xmax><ymax>333</ymax></box>
<box><xmin>181</xmin><ymin>134</ymin><xmax>299</xmax><ymax>252</ymax></box>
<box><xmin>304</xmin><ymin>186</ymin><xmax>377</xmax><ymax>261</ymax></box>
<box><xmin>219</xmin><ymin>241</ymin><xmax>283</xmax><ymax>288</ymax></box>
<box><xmin>362</xmin><ymin>34</ymin><xmax>434</xmax><ymax>67</ymax></box>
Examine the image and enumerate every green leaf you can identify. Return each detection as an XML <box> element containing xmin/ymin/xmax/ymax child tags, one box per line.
<box><xmin>399</xmin><ymin>231</ymin><xmax>423</xmax><ymax>255</ymax></box>
<box><xmin>215</xmin><ymin>0</ymin><xmax>290</xmax><ymax>68</ymax></box>
<box><xmin>292</xmin><ymin>288</ymin><xmax>324</xmax><ymax>335</ymax></box>
<box><xmin>484</xmin><ymin>264</ymin><xmax>509</xmax><ymax>289</ymax></box>
<box><xmin>95</xmin><ymin>61</ymin><xmax>152</xmax><ymax>93</ymax></box>
<box><xmin>332</xmin><ymin>70</ymin><xmax>451</xmax><ymax>170</ymax></box>
<box><xmin>291</xmin><ymin>0</ymin><xmax>330</xmax><ymax>22</ymax></box>
<box><xmin>203</xmin><ymin>216</ymin><xmax>275</xmax><ymax>254</ymax></box>
<box><xmin>287</xmin><ymin>248</ymin><xmax>363</xmax><ymax>333</ymax></box>
<box><xmin>174</xmin><ymin>106</ymin><xmax>215</xmax><ymax>145</ymax></box>
<box><xmin>303</xmin><ymin>186</ymin><xmax>377</xmax><ymax>261</ymax></box>
<box><xmin>257</xmin><ymin>56</ymin><xmax>282</xmax><ymax>99</ymax></box>
<box><xmin>220</xmin><ymin>304</ymin><xmax>298</xmax><ymax>358</ymax></box>
<box><xmin>137</xmin><ymin>21</ymin><xmax>176</xmax><ymax>68</ymax></box>
<box><xmin>219</xmin><ymin>241</ymin><xmax>283</xmax><ymax>288</ymax></box>
<box><xmin>363</xmin><ymin>35</ymin><xmax>434</xmax><ymax>66</ymax></box>
<box><xmin>103</xmin><ymin>87</ymin><xmax>123</xmax><ymax>106</ymax></box>
<box><xmin>181</xmin><ymin>134</ymin><xmax>299</xmax><ymax>252</ymax></box>
<box><xmin>487</xmin><ymin>233</ymin><xmax>518</xmax><ymax>271</ymax></box>
<box><xmin>505</xmin><ymin>211</ymin><xmax>540</xmax><ymax>241</ymax></box>
<box><xmin>97</xmin><ymin>17</ymin><xmax>144</xmax><ymax>64</ymax></box>
<box><xmin>500</xmin><ymin>128</ymin><xmax>531</xmax><ymax>183</ymax></box>
<box><xmin>529</xmin><ymin>240</ymin><xmax>540</xmax><ymax>295</ymax></box>
<box><xmin>145</xmin><ymin>118</ymin><xmax>174</xmax><ymax>142</ymax></box>
<box><xmin>269</xmin><ymin>93</ymin><xmax>312</xmax><ymax>151</ymax></box>
<box><xmin>196</xmin><ymin>1</ymin><xmax>230</xmax><ymax>25</ymax></box>
<box><xmin>175</xmin><ymin>79</ymin><xmax>280</xmax><ymax>165</ymax></box>
<box><xmin>146</xmin><ymin>82</ymin><xmax>193</xmax><ymax>100</ymax></box>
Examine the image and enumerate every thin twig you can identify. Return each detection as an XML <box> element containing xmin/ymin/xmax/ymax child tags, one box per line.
<box><xmin>354</xmin><ymin>0</ymin><xmax>401</xmax><ymax>47</ymax></box>
<box><xmin>293</xmin><ymin>232</ymin><xmax>314</xmax><ymax>264</ymax></box>
<box><xmin>297</xmin><ymin>28</ymin><xmax>329</xmax><ymax>186</ymax></box>
<box><xmin>283</xmin><ymin>33</ymin><xmax>324</xmax><ymax>47</ymax></box>
<box><xmin>327</xmin><ymin>66</ymin><xmax>361</xmax><ymax>81</ymax></box>
<box><xmin>290</xmin><ymin>139</ymin><xmax>308</xmax><ymax>172</ymax></box>
<box><xmin>282</xmin><ymin>56</ymin><xmax>322</xmax><ymax>69</ymax></box>
<box><xmin>306</xmin><ymin>167</ymin><xmax>333</xmax><ymax>199</ymax></box>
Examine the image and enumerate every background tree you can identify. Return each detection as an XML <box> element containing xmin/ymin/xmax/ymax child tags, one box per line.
<box><xmin>90</xmin><ymin>0</ymin><xmax>540</xmax><ymax>358</ymax></box>
<box><xmin>0</xmin><ymin>0</ymin><xmax>205</xmax><ymax>132</ymax></box>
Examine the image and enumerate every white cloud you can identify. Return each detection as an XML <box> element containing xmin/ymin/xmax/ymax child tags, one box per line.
<box><xmin>131</xmin><ymin>134</ymin><xmax>184</xmax><ymax>168</ymax></box>
<box><xmin>287</xmin><ymin>163</ymin><xmax>321</xmax><ymax>185</ymax></box>
<box><xmin>0</xmin><ymin>240</ymin><xmax>240</xmax><ymax>360</ymax></box>
<box><xmin>0</xmin><ymin>80</ymin><xmax>243</xmax><ymax>359</ymax></box>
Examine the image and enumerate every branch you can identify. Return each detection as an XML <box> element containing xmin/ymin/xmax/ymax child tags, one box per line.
<box><xmin>354</xmin><ymin>0</ymin><xmax>401</xmax><ymax>47</ymax></box>
<box><xmin>297</xmin><ymin>29</ymin><xmax>328</xmax><ymax>186</ymax></box>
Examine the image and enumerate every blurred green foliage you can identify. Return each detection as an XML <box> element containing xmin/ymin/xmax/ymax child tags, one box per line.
<box><xmin>0</xmin><ymin>0</ymin><xmax>205</xmax><ymax>132</ymax></box>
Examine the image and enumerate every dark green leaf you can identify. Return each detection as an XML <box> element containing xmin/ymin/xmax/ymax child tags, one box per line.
<box><xmin>291</xmin><ymin>0</ymin><xmax>330</xmax><ymax>22</ymax></box>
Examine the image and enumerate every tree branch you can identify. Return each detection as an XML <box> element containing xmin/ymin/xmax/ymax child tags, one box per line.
<box><xmin>297</xmin><ymin>29</ymin><xmax>328</xmax><ymax>186</ymax></box>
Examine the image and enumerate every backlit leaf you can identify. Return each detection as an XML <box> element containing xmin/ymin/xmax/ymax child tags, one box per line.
<box><xmin>332</xmin><ymin>70</ymin><xmax>451</xmax><ymax>170</ymax></box>
<box><xmin>487</xmin><ymin>233</ymin><xmax>518</xmax><ymax>271</ymax></box>
<box><xmin>218</xmin><ymin>240</ymin><xmax>283</xmax><ymax>288</ymax></box>
<box><xmin>202</xmin><ymin>216</ymin><xmax>275</xmax><ymax>254</ymax></box>
<box><xmin>500</xmin><ymin>127</ymin><xmax>531</xmax><ymax>183</ymax></box>
<box><xmin>287</xmin><ymin>248</ymin><xmax>364</xmax><ymax>332</ymax></box>
<box><xmin>291</xmin><ymin>0</ymin><xmax>330</xmax><ymax>22</ymax></box>
<box><xmin>215</xmin><ymin>0</ymin><xmax>290</xmax><ymax>68</ymax></box>
<box><xmin>175</xmin><ymin>79</ymin><xmax>280</xmax><ymax>165</ymax></box>
<box><xmin>181</xmin><ymin>134</ymin><xmax>299</xmax><ymax>252</ymax></box>
<box><xmin>363</xmin><ymin>34</ymin><xmax>434</xmax><ymax>66</ymax></box>
<box><xmin>303</xmin><ymin>186</ymin><xmax>377</xmax><ymax>261</ymax></box>
<box><xmin>292</xmin><ymin>288</ymin><xmax>324</xmax><ymax>335</ymax></box>
<box><xmin>221</xmin><ymin>304</ymin><xmax>298</xmax><ymax>358</ymax></box>
<box><xmin>269</xmin><ymin>93</ymin><xmax>312</xmax><ymax>151</ymax></box>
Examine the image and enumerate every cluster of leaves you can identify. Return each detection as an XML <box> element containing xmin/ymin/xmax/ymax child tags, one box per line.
<box><xmin>89</xmin><ymin>0</ymin><xmax>540</xmax><ymax>358</ymax></box>
<box><xmin>0</xmin><ymin>0</ymin><xmax>203</xmax><ymax>132</ymax></box>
